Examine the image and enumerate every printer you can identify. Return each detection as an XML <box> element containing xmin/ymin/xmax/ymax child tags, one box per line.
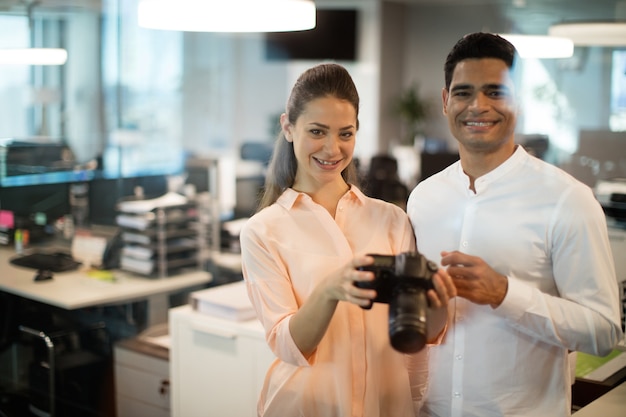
<box><xmin>595</xmin><ymin>178</ymin><xmax>626</xmax><ymax>222</ymax></box>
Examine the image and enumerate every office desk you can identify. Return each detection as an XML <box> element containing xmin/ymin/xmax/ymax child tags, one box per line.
<box><xmin>575</xmin><ymin>380</ymin><xmax>626</xmax><ymax>417</ymax></box>
<box><xmin>0</xmin><ymin>249</ymin><xmax>212</xmax><ymax>326</ymax></box>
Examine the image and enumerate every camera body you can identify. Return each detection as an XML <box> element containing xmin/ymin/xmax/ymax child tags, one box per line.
<box><xmin>356</xmin><ymin>251</ymin><xmax>438</xmax><ymax>353</ymax></box>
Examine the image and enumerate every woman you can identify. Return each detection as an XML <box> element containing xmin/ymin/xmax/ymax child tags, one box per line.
<box><xmin>240</xmin><ymin>63</ymin><xmax>455</xmax><ymax>417</ymax></box>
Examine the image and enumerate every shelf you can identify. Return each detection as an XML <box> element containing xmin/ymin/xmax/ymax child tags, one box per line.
<box><xmin>116</xmin><ymin>198</ymin><xmax>212</xmax><ymax>279</ymax></box>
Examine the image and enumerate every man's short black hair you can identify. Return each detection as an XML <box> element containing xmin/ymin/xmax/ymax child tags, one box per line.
<box><xmin>444</xmin><ymin>32</ymin><xmax>518</xmax><ymax>90</ymax></box>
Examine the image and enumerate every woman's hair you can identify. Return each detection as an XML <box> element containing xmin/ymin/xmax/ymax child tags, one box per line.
<box><xmin>444</xmin><ymin>32</ymin><xmax>517</xmax><ymax>90</ymax></box>
<box><xmin>257</xmin><ymin>63</ymin><xmax>361</xmax><ymax>211</ymax></box>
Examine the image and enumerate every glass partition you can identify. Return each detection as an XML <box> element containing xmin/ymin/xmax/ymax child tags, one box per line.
<box><xmin>0</xmin><ymin>0</ymin><xmax>186</xmax><ymax>187</ymax></box>
<box><xmin>100</xmin><ymin>0</ymin><xmax>184</xmax><ymax>179</ymax></box>
<box><xmin>0</xmin><ymin>6</ymin><xmax>101</xmax><ymax>187</ymax></box>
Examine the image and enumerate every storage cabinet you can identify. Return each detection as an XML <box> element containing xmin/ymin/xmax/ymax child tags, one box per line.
<box><xmin>114</xmin><ymin>339</ymin><xmax>170</xmax><ymax>417</ymax></box>
<box><xmin>169</xmin><ymin>305</ymin><xmax>274</xmax><ymax>417</ymax></box>
<box><xmin>116</xmin><ymin>201</ymin><xmax>206</xmax><ymax>278</ymax></box>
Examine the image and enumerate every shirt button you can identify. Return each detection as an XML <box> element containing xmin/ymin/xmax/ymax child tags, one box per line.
<box><xmin>455</xmin><ymin>354</ymin><xmax>463</xmax><ymax>360</ymax></box>
<box><xmin>462</xmin><ymin>241</ymin><xmax>468</xmax><ymax>248</ymax></box>
<box><xmin>453</xmin><ymin>392</ymin><xmax>462</xmax><ymax>398</ymax></box>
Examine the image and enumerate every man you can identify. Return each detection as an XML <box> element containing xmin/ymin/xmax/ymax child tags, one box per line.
<box><xmin>407</xmin><ymin>32</ymin><xmax>624</xmax><ymax>417</ymax></box>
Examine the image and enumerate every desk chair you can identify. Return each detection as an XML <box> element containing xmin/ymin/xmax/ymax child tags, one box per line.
<box><xmin>0</xmin><ymin>293</ymin><xmax>17</xmax><ymax>354</ymax></box>
<box><xmin>363</xmin><ymin>154</ymin><xmax>409</xmax><ymax>210</ymax></box>
<box><xmin>19</xmin><ymin>321</ymin><xmax>110</xmax><ymax>417</ymax></box>
<box><xmin>240</xmin><ymin>142</ymin><xmax>273</xmax><ymax>166</ymax></box>
<box><xmin>0</xmin><ymin>293</ymin><xmax>41</xmax><ymax>417</ymax></box>
<box><xmin>1</xmin><ymin>293</ymin><xmax>111</xmax><ymax>417</ymax></box>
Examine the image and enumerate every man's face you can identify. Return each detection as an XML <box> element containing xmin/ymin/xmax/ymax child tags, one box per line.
<box><xmin>442</xmin><ymin>58</ymin><xmax>518</xmax><ymax>154</ymax></box>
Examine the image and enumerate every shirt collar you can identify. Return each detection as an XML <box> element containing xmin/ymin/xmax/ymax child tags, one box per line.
<box><xmin>276</xmin><ymin>185</ymin><xmax>364</xmax><ymax>211</ymax></box>
<box><xmin>456</xmin><ymin>145</ymin><xmax>528</xmax><ymax>193</ymax></box>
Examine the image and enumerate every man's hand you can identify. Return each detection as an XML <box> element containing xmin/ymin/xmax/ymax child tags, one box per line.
<box><xmin>440</xmin><ymin>251</ymin><xmax>508</xmax><ymax>308</ymax></box>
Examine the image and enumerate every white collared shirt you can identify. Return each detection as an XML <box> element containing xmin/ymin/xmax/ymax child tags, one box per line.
<box><xmin>407</xmin><ymin>146</ymin><xmax>623</xmax><ymax>417</ymax></box>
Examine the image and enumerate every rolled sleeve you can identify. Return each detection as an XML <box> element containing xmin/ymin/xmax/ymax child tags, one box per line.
<box><xmin>241</xmin><ymin>224</ymin><xmax>313</xmax><ymax>366</ymax></box>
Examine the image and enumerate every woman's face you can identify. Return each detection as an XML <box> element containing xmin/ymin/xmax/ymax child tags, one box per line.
<box><xmin>283</xmin><ymin>96</ymin><xmax>357</xmax><ymax>193</ymax></box>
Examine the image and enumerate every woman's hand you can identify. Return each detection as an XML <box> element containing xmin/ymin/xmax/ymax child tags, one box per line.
<box><xmin>290</xmin><ymin>255</ymin><xmax>378</xmax><ymax>356</ymax></box>
<box><xmin>326</xmin><ymin>255</ymin><xmax>457</xmax><ymax>309</ymax></box>
<box><xmin>322</xmin><ymin>255</ymin><xmax>378</xmax><ymax>308</ymax></box>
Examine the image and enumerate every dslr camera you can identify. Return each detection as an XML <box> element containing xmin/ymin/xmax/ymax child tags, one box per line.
<box><xmin>355</xmin><ymin>251</ymin><xmax>438</xmax><ymax>354</ymax></box>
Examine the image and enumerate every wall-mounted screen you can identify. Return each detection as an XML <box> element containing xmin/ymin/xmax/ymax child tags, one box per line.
<box><xmin>264</xmin><ymin>9</ymin><xmax>358</xmax><ymax>61</ymax></box>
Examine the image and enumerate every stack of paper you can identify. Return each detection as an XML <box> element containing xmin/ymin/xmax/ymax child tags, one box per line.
<box><xmin>117</xmin><ymin>192</ymin><xmax>188</xmax><ymax>214</ymax></box>
<box><xmin>116</xmin><ymin>212</ymin><xmax>156</xmax><ymax>230</ymax></box>
<box><xmin>120</xmin><ymin>256</ymin><xmax>155</xmax><ymax>275</ymax></box>
<box><xmin>190</xmin><ymin>281</ymin><xmax>257</xmax><ymax>321</ymax></box>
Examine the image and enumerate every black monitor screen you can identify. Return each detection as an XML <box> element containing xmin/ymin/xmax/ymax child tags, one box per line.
<box><xmin>0</xmin><ymin>183</ymin><xmax>69</xmax><ymax>221</ymax></box>
<box><xmin>265</xmin><ymin>9</ymin><xmax>358</xmax><ymax>61</ymax></box>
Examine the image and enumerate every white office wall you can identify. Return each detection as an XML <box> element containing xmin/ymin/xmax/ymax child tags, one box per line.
<box><xmin>180</xmin><ymin>0</ymin><xmax>383</xmax><ymax>165</ymax></box>
<box><xmin>399</xmin><ymin>4</ymin><xmax>507</xmax><ymax>147</ymax></box>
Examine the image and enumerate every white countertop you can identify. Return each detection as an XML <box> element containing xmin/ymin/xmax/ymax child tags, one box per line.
<box><xmin>0</xmin><ymin>248</ymin><xmax>212</xmax><ymax>310</ymax></box>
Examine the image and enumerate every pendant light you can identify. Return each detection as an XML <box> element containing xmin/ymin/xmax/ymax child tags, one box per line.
<box><xmin>0</xmin><ymin>48</ymin><xmax>67</xmax><ymax>65</ymax></box>
<box><xmin>137</xmin><ymin>0</ymin><xmax>316</xmax><ymax>33</ymax></box>
<box><xmin>498</xmin><ymin>34</ymin><xmax>574</xmax><ymax>59</ymax></box>
<box><xmin>549</xmin><ymin>21</ymin><xmax>626</xmax><ymax>47</ymax></box>
<box><xmin>0</xmin><ymin>0</ymin><xmax>68</xmax><ymax>66</ymax></box>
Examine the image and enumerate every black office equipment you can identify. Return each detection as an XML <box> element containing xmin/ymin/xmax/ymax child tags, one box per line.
<box><xmin>363</xmin><ymin>155</ymin><xmax>409</xmax><ymax>210</ymax></box>
<box><xmin>10</xmin><ymin>251</ymin><xmax>82</xmax><ymax>281</ymax></box>
<box><xmin>265</xmin><ymin>9</ymin><xmax>358</xmax><ymax>61</ymax></box>
<box><xmin>419</xmin><ymin>152</ymin><xmax>460</xmax><ymax>182</ymax></box>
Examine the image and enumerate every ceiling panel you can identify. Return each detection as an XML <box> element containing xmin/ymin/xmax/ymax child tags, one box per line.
<box><xmin>386</xmin><ymin>0</ymin><xmax>624</xmax><ymax>35</ymax></box>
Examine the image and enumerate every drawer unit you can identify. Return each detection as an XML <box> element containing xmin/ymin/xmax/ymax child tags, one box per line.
<box><xmin>169</xmin><ymin>305</ymin><xmax>275</xmax><ymax>417</ymax></box>
<box><xmin>114</xmin><ymin>338</ymin><xmax>170</xmax><ymax>417</ymax></box>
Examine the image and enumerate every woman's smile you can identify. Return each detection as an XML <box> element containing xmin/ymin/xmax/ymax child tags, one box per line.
<box><xmin>314</xmin><ymin>156</ymin><xmax>343</xmax><ymax>168</ymax></box>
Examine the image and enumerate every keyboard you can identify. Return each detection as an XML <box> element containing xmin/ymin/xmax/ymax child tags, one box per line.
<box><xmin>10</xmin><ymin>251</ymin><xmax>82</xmax><ymax>273</ymax></box>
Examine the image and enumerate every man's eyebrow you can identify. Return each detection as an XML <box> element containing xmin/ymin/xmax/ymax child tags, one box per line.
<box><xmin>450</xmin><ymin>83</ymin><xmax>510</xmax><ymax>93</ymax></box>
<box><xmin>483</xmin><ymin>83</ymin><xmax>509</xmax><ymax>90</ymax></box>
<box><xmin>450</xmin><ymin>84</ymin><xmax>472</xmax><ymax>92</ymax></box>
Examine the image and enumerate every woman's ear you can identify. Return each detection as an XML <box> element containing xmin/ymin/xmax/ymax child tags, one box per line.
<box><xmin>280</xmin><ymin>113</ymin><xmax>293</xmax><ymax>142</ymax></box>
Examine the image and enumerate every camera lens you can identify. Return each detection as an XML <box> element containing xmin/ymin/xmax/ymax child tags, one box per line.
<box><xmin>388</xmin><ymin>287</ymin><xmax>428</xmax><ymax>353</ymax></box>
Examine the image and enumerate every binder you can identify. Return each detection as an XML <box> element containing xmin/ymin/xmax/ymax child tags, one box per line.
<box><xmin>189</xmin><ymin>281</ymin><xmax>257</xmax><ymax>322</ymax></box>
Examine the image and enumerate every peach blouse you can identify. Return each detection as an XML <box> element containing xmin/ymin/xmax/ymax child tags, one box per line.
<box><xmin>240</xmin><ymin>186</ymin><xmax>427</xmax><ymax>417</ymax></box>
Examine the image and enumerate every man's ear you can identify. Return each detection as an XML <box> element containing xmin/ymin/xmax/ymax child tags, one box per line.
<box><xmin>442</xmin><ymin>87</ymin><xmax>449</xmax><ymax>116</ymax></box>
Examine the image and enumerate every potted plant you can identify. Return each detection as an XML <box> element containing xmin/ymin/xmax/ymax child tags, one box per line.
<box><xmin>389</xmin><ymin>84</ymin><xmax>432</xmax><ymax>188</ymax></box>
<box><xmin>392</xmin><ymin>83</ymin><xmax>431</xmax><ymax>147</ymax></box>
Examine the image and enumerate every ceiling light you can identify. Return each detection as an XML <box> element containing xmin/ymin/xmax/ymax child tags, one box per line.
<box><xmin>0</xmin><ymin>48</ymin><xmax>68</xmax><ymax>66</ymax></box>
<box><xmin>0</xmin><ymin>0</ymin><xmax>68</xmax><ymax>66</ymax></box>
<box><xmin>499</xmin><ymin>34</ymin><xmax>574</xmax><ymax>59</ymax></box>
<box><xmin>137</xmin><ymin>0</ymin><xmax>316</xmax><ymax>33</ymax></box>
<box><xmin>549</xmin><ymin>21</ymin><xmax>626</xmax><ymax>47</ymax></box>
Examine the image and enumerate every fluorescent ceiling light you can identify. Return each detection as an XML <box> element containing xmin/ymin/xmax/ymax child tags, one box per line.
<box><xmin>0</xmin><ymin>48</ymin><xmax>68</xmax><ymax>65</ymax></box>
<box><xmin>499</xmin><ymin>34</ymin><xmax>574</xmax><ymax>59</ymax></box>
<box><xmin>549</xmin><ymin>21</ymin><xmax>626</xmax><ymax>47</ymax></box>
<box><xmin>138</xmin><ymin>0</ymin><xmax>316</xmax><ymax>33</ymax></box>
